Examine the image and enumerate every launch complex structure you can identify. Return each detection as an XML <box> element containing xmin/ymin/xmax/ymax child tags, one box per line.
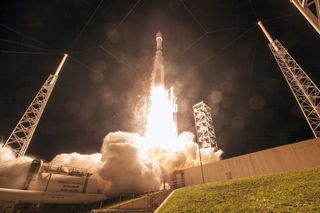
<box><xmin>0</xmin><ymin>1</ymin><xmax>320</xmax><ymax>211</ymax></box>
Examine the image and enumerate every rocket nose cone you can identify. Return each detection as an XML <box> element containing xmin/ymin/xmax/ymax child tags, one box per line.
<box><xmin>156</xmin><ymin>31</ymin><xmax>163</xmax><ymax>39</ymax></box>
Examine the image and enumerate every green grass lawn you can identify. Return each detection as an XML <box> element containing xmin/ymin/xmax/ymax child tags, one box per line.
<box><xmin>158</xmin><ymin>168</ymin><xmax>320</xmax><ymax>212</ymax></box>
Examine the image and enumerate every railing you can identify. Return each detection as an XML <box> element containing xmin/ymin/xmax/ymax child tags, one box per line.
<box><xmin>91</xmin><ymin>190</ymin><xmax>173</xmax><ymax>213</ymax></box>
<box><xmin>41</xmin><ymin>163</ymin><xmax>90</xmax><ymax>177</ymax></box>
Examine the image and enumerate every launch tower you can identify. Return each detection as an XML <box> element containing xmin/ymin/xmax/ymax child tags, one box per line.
<box><xmin>290</xmin><ymin>0</ymin><xmax>320</xmax><ymax>35</ymax></box>
<box><xmin>193</xmin><ymin>101</ymin><xmax>218</xmax><ymax>149</ymax></box>
<box><xmin>3</xmin><ymin>54</ymin><xmax>68</xmax><ymax>157</ymax></box>
<box><xmin>258</xmin><ymin>21</ymin><xmax>320</xmax><ymax>138</ymax></box>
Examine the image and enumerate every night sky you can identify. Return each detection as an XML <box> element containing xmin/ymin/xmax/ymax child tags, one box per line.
<box><xmin>1</xmin><ymin>1</ymin><xmax>319</xmax><ymax>161</ymax></box>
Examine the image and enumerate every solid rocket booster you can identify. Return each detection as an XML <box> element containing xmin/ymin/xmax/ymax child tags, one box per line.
<box><xmin>151</xmin><ymin>31</ymin><xmax>164</xmax><ymax>86</ymax></box>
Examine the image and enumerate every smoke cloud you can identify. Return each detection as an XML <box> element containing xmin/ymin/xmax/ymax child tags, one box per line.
<box><xmin>0</xmin><ymin>144</ymin><xmax>33</xmax><ymax>189</ymax></box>
<box><xmin>0</xmin><ymin>130</ymin><xmax>222</xmax><ymax>196</ymax></box>
<box><xmin>46</xmin><ymin>130</ymin><xmax>222</xmax><ymax>196</ymax></box>
<box><xmin>0</xmin><ymin>131</ymin><xmax>222</xmax><ymax>196</ymax></box>
<box><xmin>98</xmin><ymin>131</ymin><xmax>162</xmax><ymax>196</ymax></box>
<box><xmin>0</xmin><ymin>129</ymin><xmax>222</xmax><ymax>196</ymax></box>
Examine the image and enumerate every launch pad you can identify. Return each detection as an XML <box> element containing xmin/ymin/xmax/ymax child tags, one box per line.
<box><xmin>1</xmin><ymin>1</ymin><xmax>320</xmax><ymax>211</ymax></box>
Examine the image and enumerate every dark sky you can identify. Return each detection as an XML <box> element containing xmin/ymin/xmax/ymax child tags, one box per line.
<box><xmin>1</xmin><ymin>0</ymin><xmax>319</xmax><ymax>161</ymax></box>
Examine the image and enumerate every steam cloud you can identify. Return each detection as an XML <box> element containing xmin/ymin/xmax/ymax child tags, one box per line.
<box><xmin>0</xmin><ymin>130</ymin><xmax>222</xmax><ymax>196</ymax></box>
<box><xmin>0</xmin><ymin>144</ymin><xmax>33</xmax><ymax>189</ymax></box>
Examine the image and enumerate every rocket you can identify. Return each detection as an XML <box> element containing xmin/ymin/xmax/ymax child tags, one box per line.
<box><xmin>151</xmin><ymin>31</ymin><xmax>164</xmax><ymax>86</ymax></box>
<box><xmin>147</xmin><ymin>31</ymin><xmax>178</xmax><ymax>129</ymax></box>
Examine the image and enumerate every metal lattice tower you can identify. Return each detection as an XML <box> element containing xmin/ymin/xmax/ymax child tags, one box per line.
<box><xmin>3</xmin><ymin>54</ymin><xmax>68</xmax><ymax>157</ymax></box>
<box><xmin>193</xmin><ymin>101</ymin><xmax>218</xmax><ymax>149</ymax></box>
<box><xmin>291</xmin><ymin>0</ymin><xmax>320</xmax><ymax>35</ymax></box>
<box><xmin>258</xmin><ymin>21</ymin><xmax>320</xmax><ymax>138</ymax></box>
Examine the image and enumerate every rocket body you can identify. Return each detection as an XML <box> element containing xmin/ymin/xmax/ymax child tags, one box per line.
<box><xmin>151</xmin><ymin>32</ymin><xmax>164</xmax><ymax>86</ymax></box>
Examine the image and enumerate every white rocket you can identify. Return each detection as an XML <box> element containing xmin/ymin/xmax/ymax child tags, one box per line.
<box><xmin>151</xmin><ymin>31</ymin><xmax>164</xmax><ymax>86</ymax></box>
<box><xmin>149</xmin><ymin>32</ymin><xmax>178</xmax><ymax>127</ymax></box>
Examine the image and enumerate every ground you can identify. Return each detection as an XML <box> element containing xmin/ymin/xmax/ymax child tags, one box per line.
<box><xmin>157</xmin><ymin>168</ymin><xmax>320</xmax><ymax>212</ymax></box>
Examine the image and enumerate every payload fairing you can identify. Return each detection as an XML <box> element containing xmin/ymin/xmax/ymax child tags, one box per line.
<box><xmin>151</xmin><ymin>31</ymin><xmax>165</xmax><ymax>86</ymax></box>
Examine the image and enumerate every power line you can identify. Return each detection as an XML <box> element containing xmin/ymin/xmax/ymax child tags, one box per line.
<box><xmin>101</xmin><ymin>0</ymin><xmax>142</xmax><ymax>46</ymax></box>
<box><xmin>72</xmin><ymin>0</ymin><xmax>105</xmax><ymax>46</ymax></box>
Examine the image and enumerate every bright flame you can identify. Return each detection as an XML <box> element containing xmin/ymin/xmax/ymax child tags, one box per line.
<box><xmin>143</xmin><ymin>85</ymin><xmax>182</xmax><ymax>150</ymax></box>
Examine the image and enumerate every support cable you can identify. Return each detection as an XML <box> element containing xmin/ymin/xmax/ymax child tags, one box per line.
<box><xmin>70</xmin><ymin>46</ymin><xmax>100</xmax><ymax>54</ymax></box>
<box><xmin>72</xmin><ymin>0</ymin><xmax>105</xmax><ymax>45</ymax></box>
<box><xmin>68</xmin><ymin>55</ymin><xmax>117</xmax><ymax>84</ymax></box>
<box><xmin>247</xmin><ymin>29</ymin><xmax>259</xmax><ymax>96</ymax></box>
<box><xmin>175</xmin><ymin>32</ymin><xmax>208</xmax><ymax>59</ymax></box>
<box><xmin>191</xmin><ymin>25</ymin><xmax>255</xmax><ymax>71</ymax></box>
<box><xmin>101</xmin><ymin>0</ymin><xmax>142</xmax><ymax>46</ymax></box>
<box><xmin>0</xmin><ymin>50</ymin><xmax>59</xmax><ymax>55</ymax></box>
<box><xmin>0</xmin><ymin>23</ymin><xmax>46</xmax><ymax>46</ymax></box>
<box><xmin>179</xmin><ymin>0</ymin><xmax>207</xmax><ymax>33</ymax></box>
<box><xmin>247</xmin><ymin>0</ymin><xmax>259</xmax><ymax>21</ymax></box>
<box><xmin>0</xmin><ymin>38</ymin><xmax>47</xmax><ymax>51</ymax></box>
<box><xmin>175</xmin><ymin>26</ymin><xmax>246</xmax><ymax>60</ymax></box>
<box><xmin>263</xmin><ymin>13</ymin><xmax>299</xmax><ymax>22</ymax></box>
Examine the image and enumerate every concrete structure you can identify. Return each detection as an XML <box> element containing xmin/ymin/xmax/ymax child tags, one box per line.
<box><xmin>175</xmin><ymin>137</ymin><xmax>320</xmax><ymax>186</ymax></box>
<box><xmin>0</xmin><ymin>160</ymin><xmax>105</xmax><ymax>212</ymax></box>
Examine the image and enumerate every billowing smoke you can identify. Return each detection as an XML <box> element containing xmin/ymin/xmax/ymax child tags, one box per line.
<box><xmin>0</xmin><ymin>129</ymin><xmax>222</xmax><ymax>196</ymax></box>
<box><xmin>0</xmin><ymin>144</ymin><xmax>33</xmax><ymax>189</ymax></box>
<box><xmin>98</xmin><ymin>132</ymin><xmax>162</xmax><ymax>196</ymax></box>
<box><xmin>47</xmin><ymin>130</ymin><xmax>222</xmax><ymax>196</ymax></box>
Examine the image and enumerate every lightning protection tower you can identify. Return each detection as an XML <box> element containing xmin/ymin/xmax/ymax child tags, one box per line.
<box><xmin>3</xmin><ymin>54</ymin><xmax>68</xmax><ymax>157</ymax></box>
<box><xmin>290</xmin><ymin>0</ymin><xmax>320</xmax><ymax>35</ymax></box>
<box><xmin>258</xmin><ymin>21</ymin><xmax>320</xmax><ymax>138</ymax></box>
<box><xmin>193</xmin><ymin>101</ymin><xmax>218</xmax><ymax>150</ymax></box>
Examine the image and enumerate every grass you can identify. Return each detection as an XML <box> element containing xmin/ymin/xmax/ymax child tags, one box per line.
<box><xmin>157</xmin><ymin>168</ymin><xmax>320</xmax><ymax>212</ymax></box>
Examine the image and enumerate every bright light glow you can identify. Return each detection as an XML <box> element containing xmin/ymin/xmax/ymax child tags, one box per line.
<box><xmin>142</xmin><ymin>85</ymin><xmax>182</xmax><ymax>150</ymax></box>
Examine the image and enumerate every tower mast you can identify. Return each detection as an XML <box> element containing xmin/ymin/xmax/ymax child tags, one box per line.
<box><xmin>3</xmin><ymin>54</ymin><xmax>68</xmax><ymax>157</ymax></box>
<box><xmin>258</xmin><ymin>21</ymin><xmax>320</xmax><ymax>138</ymax></box>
